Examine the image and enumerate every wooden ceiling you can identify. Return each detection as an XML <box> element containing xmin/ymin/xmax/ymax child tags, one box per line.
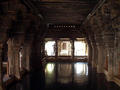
<box><xmin>29</xmin><ymin>0</ymin><xmax>98</xmax><ymax>24</ymax></box>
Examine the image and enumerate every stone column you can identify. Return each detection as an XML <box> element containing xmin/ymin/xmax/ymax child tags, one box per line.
<box><xmin>21</xmin><ymin>47</ymin><xmax>26</xmax><ymax>71</ymax></box>
<box><xmin>7</xmin><ymin>39</ymin><xmax>14</xmax><ymax>76</ymax></box>
<box><xmin>55</xmin><ymin>39</ymin><xmax>58</xmax><ymax>59</ymax></box>
<box><xmin>24</xmin><ymin>44</ymin><xmax>31</xmax><ymax>71</ymax></box>
<box><xmin>95</xmin><ymin>33</ymin><xmax>105</xmax><ymax>73</ymax></box>
<box><xmin>86</xmin><ymin>38</ymin><xmax>92</xmax><ymax>64</ymax></box>
<box><xmin>103</xmin><ymin>30</ymin><xmax>115</xmax><ymax>80</ymax></box>
<box><xmin>19</xmin><ymin>47</ymin><xmax>23</xmax><ymax>72</ymax></box>
<box><xmin>113</xmin><ymin>29</ymin><xmax>120</xmax><ymax>76</ymax></box>
<box><xmin>0</xmin><ymin>43</ymin><xmax>3</xmax><ymax>90</ymax></box>
<box><xmin>13</xmin><ymin>44</ymin><xmax>21</xmax><ymax>79</ymax></box>
<box><xmin>90</xmin><ymin>38</ymin><xmax>98</xmax><ymax>68</ymax></box>
<box><xmin>42</xmin><ymin>40</ymin><xmax>45</xmax><ymax>58</ymax></box>
<box><xmin>71</xmin><ymin>39</ymin><xmax>74</xmax><ymax>59</ymax></box>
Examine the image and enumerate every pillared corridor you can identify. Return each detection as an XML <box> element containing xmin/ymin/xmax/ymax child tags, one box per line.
<box><xmin>0</xmin><ymin>0</ymin><xmax>120</xmax><ymax>90</ymax></box>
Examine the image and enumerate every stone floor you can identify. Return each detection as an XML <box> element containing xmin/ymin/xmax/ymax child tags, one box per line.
<box><xmin>6</xmin><ymin>61</ymin><xmax>120</xmax><ymax>90</ymax></box>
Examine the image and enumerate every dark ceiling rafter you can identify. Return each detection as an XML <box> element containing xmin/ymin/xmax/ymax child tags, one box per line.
<box><xmin>27</xmin><ymin>0</ymin><xmax>98</xmax><ymax>24</ymax></box>
<box><xmin>23</xmin><ymin>0</ymin><xmax>44</xmax><ymax>20</ymax></box>
<box><xmin>83</xmin><ymin>0</ymin><xmax>106</xmax><ymax>25</ymax></box>
<box><xmin>29</xmin><ymin>1</ymin><xmax>97</xmax><ymax>4</ymax></box>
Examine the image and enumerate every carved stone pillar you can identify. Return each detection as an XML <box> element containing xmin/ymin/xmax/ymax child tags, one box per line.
<box><xmin>20</xmin><ymin>47</ymin><xmax>25</xmax><ymax>71</ymax></box>
<box><xmin>90</xmin><ymin>36</ymin><xmax>98</xmax><ymax>68</ymax></box>
<box><xmin>22</xmin><ymin>46</ymin><xmax>26</xmax><ymax>71</ymax></box>
<box><xmin>13</xmin><ymin>44</ymin><xmax>21</xmax><ymax>79</ymax></box>
<box><xmin>7</xmin><ymin>39</ymin><xmax>14</xmax><ymax>76</ymax></box>
<box><xmin>11</xmin><ymin>31</ymin><xmax>25</xmax><ymax>78</ymax></box>
<box><xmin>103</xmin><ymin>30</ymin><xmax>115</xmax><ymax>80</ymax></box>
<box><xmin>0</xmin><ymin>44</ymin><xmax>3</xmax><ymax>90</ymax></box>
<box><xmin>113</xmin><ymin>29</ymin><xmax>120</xmax><ymax>76</ymax></box>
<box><xmin>95</xmin><ymin>33</ymin><xmax>105</xmax><ymax>73</ymax></box>
<box><xmin>24</xmin><ymin>43</ymin><xmax>32</xmax><ymax>71</ymax></box>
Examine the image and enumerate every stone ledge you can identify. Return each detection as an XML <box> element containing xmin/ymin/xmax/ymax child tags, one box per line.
<box><xmin>113</xmin><ymin>77</ymin><xmax>120</xmax><ymax>87</ymax></box>
<box><xmin>104</xmin><ymin>70</ymin><xmax>120</xmax><ymax>87</ymax></box>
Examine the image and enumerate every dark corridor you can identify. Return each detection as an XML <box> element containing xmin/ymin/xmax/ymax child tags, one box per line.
<box><xmin>6</xmin><ymin>62</ymin><xmax>120</xmax><ymax>90</ymax></box>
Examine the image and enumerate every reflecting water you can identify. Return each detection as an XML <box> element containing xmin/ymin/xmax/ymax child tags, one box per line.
<box><xmin>6</xmin><ymin>62</ymin><xmax>120</xmax><ymax>90</ymax></box>
<box><xmin>57</xmin><ymin>63</ymin><xmax>72</xmax><ymax>84</ymax></box>
<box><xmin>44</xmin><ymin>62</ymin><xmax>88</xmax><ymax>85</ymax></box>
<box><xmin>45</xmin><ymin>63</ymin><xmax>55</xmax><ymax>85</ymax></box>
<box><xmin>74</xmin><ymin>63</ymin><xmax>88</xmax><ymax>84</ymax></box>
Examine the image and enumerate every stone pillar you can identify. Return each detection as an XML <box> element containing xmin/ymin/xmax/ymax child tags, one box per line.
<box><xmin>113</xmin><ymin>29</ymin><xmax>120</xmax><ymax>76</ymax></box>
<box><xmin>42</xmin><ymin>40</ymin><xmax>45</xmax><ymax>58</ymax></box>
<box><xmin>13</xmin><ymin>44</ymin><xmax>21</xmax><ymax>79</ymax></box>
<box><xmin>86</xmin><ymin>38</ymin><xmax>92</xmax><ymax>64</ymax></box>
<box><xmin>95</xmin><ymin>33</ymin><xmax>105</xmax><ymax>73</ymax></box>
<box><xmin>103</xmin><ymin>30</ymin><xmax>115</xmax><ymax>80</ymax></box>
<box><xmin>71</xmin><ymin>39</ymin><xmax>74</xmax><ymax>59</ymax></box>
<box><xmin>55</xmin><ymin>39</ymin><xmax>58</xmax><ymax>59</ymax></box>
<box><xmin>21</xmin><ymin>46</ymin><xmax>27</xmax><ymax>71</ymax></box>
<box><xmin>24</xmin><ymin>44</ymin><xmax>31</xmax><ymax>71</ymax></box>
<box><xmin>7</xmin><ymin>39</ymin><xmax>14</xmax><ymax>76</ymax></box>
<box><xmin>90</xmin><ymin>38</ymin><xmax>98</xmax><ymax>68</ymax></box>
<box><xmin>0</xmin><ymin>44</ymin><xmax>3</xmax><ymax>90</ymax></box>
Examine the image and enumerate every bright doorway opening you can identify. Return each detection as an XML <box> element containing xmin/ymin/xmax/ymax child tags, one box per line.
<box><xmin>74</xmin><ymin>41</ymin><xmax>88</xmax><ymax>56</ymax></box>
<box><xmin>58</xmin><ymin>41</ymin><xmax>72</xmax><ymax>56</ymax></box>
<box><xmin>45</xmin><ymin>41</ymin><xmax>56</xmax><ymax>56</ymax></box>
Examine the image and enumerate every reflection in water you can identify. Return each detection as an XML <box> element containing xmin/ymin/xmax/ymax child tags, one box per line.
<box><xmin>74</xmin><ymin>62</ymin><xmax>88</xmax><ymax>76</ymax></box>
<box><xmin>6</xmin><ymin>62</ymin><xmax>120</xmax><ymax>90</ymax></box>
<box><xmin>45</xmin><ymin>63</ymin><xmax>55</xmax><ymax>85</ymax></box>
<box><xmin>45</xmin><ymin>62</ymin><xmax>88</xmax><ymax>85</ymax></box>
<box><xmin>58</xmin><ymin>63</ymin><xmax>72</xmax><ymax>84</ymax></box>
<box><xmin>74</xmin><ymin>63</ymin><xmax>88</xmax><ymax>84</ymax></box>
<box><xmin>45</xmin><ymin>63</ymin><xmax>55</xmax><ymax>73</ymax></box>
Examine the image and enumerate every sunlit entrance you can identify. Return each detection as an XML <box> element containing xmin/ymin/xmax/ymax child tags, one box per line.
<box><xmin>74</xmin><ymin>41</ymin><xmax>88</xmax><ymax>56</ymax></box>
<box><xmin>58</xmin><ymin>41</ymin><xmax>72</xmax><ymax>56</ymax></box>
<box><xmin>45</xmin><ymin>41</ymin><xmax>56</xmax><ymax>56</ymax></box>
<box><xmin>44</xmin><ymin>38</ymin><xmax>88</xmax><ymax>59</ymax></box>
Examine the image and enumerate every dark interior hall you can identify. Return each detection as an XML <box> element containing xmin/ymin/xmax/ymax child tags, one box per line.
<box><xmin>0</xmin><ymin>0</ymin><xmax>120</xmax><ymax>90</ymax></box>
